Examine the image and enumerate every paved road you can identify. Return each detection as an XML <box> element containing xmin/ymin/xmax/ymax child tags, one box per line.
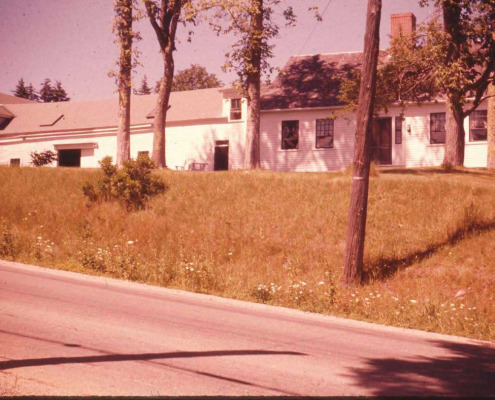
<box><xmin>0</xmin><ymin>261</ymin><xmax>494</xmax><ymax>396</ymax></box>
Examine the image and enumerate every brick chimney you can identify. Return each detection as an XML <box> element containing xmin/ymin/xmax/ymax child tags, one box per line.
<box><xmin>391</xmin><ymin>13</ymin><xmax>416</xmax><ymax>39</ymax></box>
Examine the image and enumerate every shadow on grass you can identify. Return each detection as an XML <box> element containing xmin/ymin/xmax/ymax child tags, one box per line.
<box><xmin>346</xmin><ymin>340</ymin><xmax>495</xmax><ymax>396</ymax></box>
<box><xmin>363</xmin><ymin>219</ymin><xmax>495</xmax><ymax>283</ymax></box>
<box><xmin>380</xmin><ymin>167</ymin><xmax>495</xmax><ymax>177</ymax></box>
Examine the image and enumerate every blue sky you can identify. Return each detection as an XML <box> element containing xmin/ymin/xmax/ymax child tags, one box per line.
<box><xmin>0</xmin><ymin>0</ymin><xmax>434</xmax><ymax>101</ymax></box>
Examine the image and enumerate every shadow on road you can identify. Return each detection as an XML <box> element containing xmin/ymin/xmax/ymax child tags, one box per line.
<box><xmin>346</xmin><ymin>340</ymin><xmax>495</xmax><ymax>396</ymax></box>
<box><xmin>0</xmin><ymin>349</ymin><xmax>305</xmax><ymax>371</ymax></box>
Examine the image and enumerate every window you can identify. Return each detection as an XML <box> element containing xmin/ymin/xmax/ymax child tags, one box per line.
<box><xmin>230</xmin><ymin>99</ymin><xmax>242</xmax><ymax>120</ymax></box>
<box><xmin>395</xmin><ymin>116</ymin><xmax>403</xmax><ymax>145</ymax></box>
<box><xmin>430</xmin><ymin>112</ymin><xmax>446</xmax><ymax>144</ymax></box>
<box><xmin>10</xmin><ymin>158</ymin><xmax>20</xmax><ymax>167</ymax></box>
<box><xmin>315</xmin><ymin>119</ymin><xmax>334</xmax><ymax>148</ymax></box>
<box><xmin>469</xmin><ymin>110</ymin><xmax>487</xmax><ymax>142</ymax></box>
<box><xmin>281</xmin><ymin>120</ymin><xmax>299</xmax><ymax>150</ymax></box>
<box><xmin>138</xmin><ymin>151</ymin><xmax>150</xmax><ymax>158</ymax></box>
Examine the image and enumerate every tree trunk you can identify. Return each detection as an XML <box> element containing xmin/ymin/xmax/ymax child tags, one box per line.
<box><xmin>115</xmin><ymin>0</ymin><xmax>133</xmax><ymax>168</ymax></box>
<box><xmin>244</xmin><ymin>0</ymin><xmax>263</xmax><ymax>169</ymax></box>
<box><xmin>343</xmin><ymin>0</ymin><xmax>382</xmax><ymax>286</ymax></box>
<box><xmin>152</xmin><ymin>48</ymin><xmax>174</xmax><ymax>169</ymax></box>
<box><xmin>443</xmin><ymin>97</ymin><xmax>465</xmax><ymax>168</ymax></box>
<box><xmin>487</xmin><ymin>83</ymin><xmax>495</xmax><ymax>170</ymax></box>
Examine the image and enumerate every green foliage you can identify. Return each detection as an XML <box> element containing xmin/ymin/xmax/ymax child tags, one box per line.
<box><xmin>196</xmin><ymin>0</ymin><xmax>299</xmax><ymax>90</ymax></box>
<box><xmin>134</xmin><ymin>75</ymin><xmax>152</xmax><ymax>95</ymax></box>
<box><xmin>12</xmin><ymin>79</ymin><xmax>39</xmax><ymax>101</ymax></box>
<box><xmin>0</xmin><ymin>228</ymin><xmax>18</xmax><ymax>261</ymax></box>
<box><xmin>339</xmin><ymin>1</ymin><xmax>494</xmax><ymax>116</ymax></box>
<box><xmin>38</xmin><ymin>79</ymin><xmax>70</xmax><ymax>102</ymax></box>
<box><xmin>82</xmin><ymin>154</ymin><xmax>166</xmax><ymax>210</ymax></box>
<box><xmin>30</xmin><ymin>150</ymin><xmax>57</xmax><ymax>167</ymax></box>
<box><xmin>169</xmin><ymin>64</ymin><xmax>223</xmax><ymax>92</ymax></box>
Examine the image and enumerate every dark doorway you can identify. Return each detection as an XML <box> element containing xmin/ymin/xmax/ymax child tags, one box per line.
<box><xmin>214</xmin><ymin>140</ymin><xmax>229</xmax><ymax>171</ymax></box>
<box><xmin>371</xmin><ymin>117</ymin><xmax>392</xmax><ymax>165</ymax></box>
<box><xmin>58</xmin><ymin>149</ymin><xmax>81</xmax><ymax>167</ymax></box>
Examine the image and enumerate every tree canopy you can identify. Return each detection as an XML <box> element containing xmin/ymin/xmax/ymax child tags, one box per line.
<box><xmin>14</xmin><ymin>79</ymin><xmax>71</xmax><ymax>103</ymax></box>
<box><xmin>169</xmin><ymin>64</ymin><xmax>223</xmax><ymax>92</ymax></box>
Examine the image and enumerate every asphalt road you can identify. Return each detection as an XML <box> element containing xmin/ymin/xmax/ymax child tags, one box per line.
<box><xmin>1</xmin><ymin>260</ymin><xmax>494</xmax><ymax>396</ymax></box>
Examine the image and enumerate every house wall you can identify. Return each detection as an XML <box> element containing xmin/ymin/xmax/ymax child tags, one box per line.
<box><xmin>260</xmin><ymin>108</ymin><xmax>356</xmax><ymax>171</ymax></box>
<box><xmin>0</xmin><ymin>119</ymin><xmax>246</xmax><ymax>170</ymax></box>
<box><xmin>260</xmin><ymin>102</ymin><xmax>488</xmax><ymax>172</ymax></box>
<box><xmin>398</xmin><ymin>103</ymin><xmax>488</xmax><ymax>168</ymax></box>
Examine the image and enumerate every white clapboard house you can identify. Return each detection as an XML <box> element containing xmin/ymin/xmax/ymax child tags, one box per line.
<box><xmin>0</xmin><ymin>13</ymin><xmax>489</xmax><ymax>171</ymax></box>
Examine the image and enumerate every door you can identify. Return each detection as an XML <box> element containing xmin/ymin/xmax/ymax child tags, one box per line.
<box><xmin>214</xmin><ymin>140</ymin><xmax>229</xmax><ymax>171</ymax></box>
<box><xmin>58</xmin><ymin>149</ymin><xmax>81</xmax><ymax>167</ymax></box>
<box><xmin>371</xmin><ymin>117</ymin><xmax>392</xmax><ymax>165</ymax></box>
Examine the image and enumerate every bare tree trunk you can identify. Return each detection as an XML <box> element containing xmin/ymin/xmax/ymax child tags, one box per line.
<box><xmin>343</xmin><ymin>0</ymin><xmax>382</xmax><ymax>286</ymax></box>
<box><xmin>488</xmin><ymin>83</ymin><xmax>495</xmax><ymax>170</ymax></box>
<box><xmin>244</xmin><ymin>0</ymin><xmax>263</xmax><ymax>169</ymax></box>
<box><xmin>152</xmin><ymin>48</ymin><xmax>174</xmax><ymax>168</ymax></box>
<box><xmin>443</xmin><ymin>97</ymin><xmax>465</xmax><ymax>168</ymax></box>
<box><xmin>116</xmin><ymin>0</ymin><xmax>133</xmax><ymax>168</ymax></box>
<box><xmin>144</xmin><ymin>0</ymin><xmax>182</xmax><ymax>169</ymax></box>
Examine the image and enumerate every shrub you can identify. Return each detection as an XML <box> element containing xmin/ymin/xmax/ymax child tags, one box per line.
<box><xmin>30</xmin><ymin>150</ymin><xmax>57</xmax><ymax>166</ymax></box>
<box><xmin>82</xmin><ymin>155</ymin><xmax>166</xmax><ymax>210</ymax></box>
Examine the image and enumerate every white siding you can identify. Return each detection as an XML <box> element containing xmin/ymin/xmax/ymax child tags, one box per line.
<box><xmin>260</xmin><ymin>109</ymin><xmax>356</xmax><ymax>171</ymax></box>
<box><xmin>0</xmin><ymin>119</ymin><xmax>246</xmax><ymax>171</ymax></box>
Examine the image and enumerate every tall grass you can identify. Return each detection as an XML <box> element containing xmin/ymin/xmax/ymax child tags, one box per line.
<box><xmin>1</xmin><ymin>166</ymin><xmax>494</xmax><ymax>340</ymax></box>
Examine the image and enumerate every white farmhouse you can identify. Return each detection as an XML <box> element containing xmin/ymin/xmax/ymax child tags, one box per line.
<box><xmin>0</xmin><ymin>13</ymin><xmax>489</xmax><ymax>171</ymax></box>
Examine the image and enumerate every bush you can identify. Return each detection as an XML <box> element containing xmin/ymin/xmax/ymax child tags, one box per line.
<box><xmin>30</xmin><ymin>150</ymin><xmax>57</xmax><ymax>166</ymax></box>
<box><xmin>82</xmin><ymin>155</ymin><xmax>166</xmax><ymax>210</ymax></box>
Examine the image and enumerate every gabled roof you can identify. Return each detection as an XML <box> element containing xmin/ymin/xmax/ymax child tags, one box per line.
<box><xmin>0</xmin><ymin>87</ymin><xmax>226</xmax><ymax>136</ymax></box>
<box><xmin>261</xmin><ymin>52</ymin><xmax>364</xmax><ymax>111</ymax></box>
<box><xmin>0</xmin><ymin>92</ymin><xmax>35</xmax><ymax>104</ymax></box>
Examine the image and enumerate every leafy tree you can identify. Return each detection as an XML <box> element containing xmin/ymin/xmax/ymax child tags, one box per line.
<box><xmin>170</xmin><ymin>64</ymin><xmax>223</xmax><ymax>91</ymax></box>
<box><xmin>82</xmin><ymin>154</ymin><xmax>166</xmax><ymax>210</ymax></box>
<box><xmin>343</xmin><ymin>0</ymin><xmax>382</xmax><ymax>286</ymax></box>
<box><xmin>134</xmin><ymin>75</ymin><xmax>153</xmax><ymax>95</ymax></box>
<box><xmin>38</xmin><ymin>79</ymin><xmax>70</xmax><ymax>102</ymax></box>
<box><xmin>142</xmin><ymin>0</ymin><xmax>195</xmax><ymax>168</ymax></box>
<box><xmin>197</xmin><ymin>0</ymin><xmax>303</xmax><ymax>169</ymax></box>
<box><xmin>414</xmin><ymin>0</ymin><xmax>495</xmax><ymax>167</ymax></box>
<box><xmin>30</xmin><ymin>150</ymin><xmax>57</xmax><ymax>166</ymax></box>
<box><xmin>112</xmin><ymin>0</ymin><xmax>141</xmax><ymax>167</ymax></box>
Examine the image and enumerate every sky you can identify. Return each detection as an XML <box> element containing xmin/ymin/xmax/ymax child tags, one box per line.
<box><xmin>0</xmin><ymin>0</ymin><xmax>435</xmax><ymax>101</ymax></box>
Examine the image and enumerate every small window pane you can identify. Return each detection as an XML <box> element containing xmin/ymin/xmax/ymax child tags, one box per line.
<box><xmin>316</xmin><ymin>119</ymin><xmax>334</xmax><ymax>148</ymax></box>
<box><xmin>430</xmin><ymin>112</ymin><xmax>446</xmax><ymax>144</ymax></box>
<box><xmin>10</xmin><ymin>158</ymin><xmax>20</xmax><ymax>167</ymax></box>
<box><xmin>395</xmin><ymin>116</ymin><xmax>402</xmax><ymax>145</ymax></box>
<box><xmin>138</xmin><ymin>151</ymin><xmax>150</xmax><ymax>158</ymax></box>
<box><xmin>469</xmin><ymin>110</ymin><xmax>487</xmax><ymax>142</ymax></box>
<box><xmin>230</xmin><ymin>99</ymin><xmax>242</xmax><ymax>120</ymax></box>
<box><xmin>281</xmin><ymin>120</ymin><xmax>299</xmax><ymax>150</ymax></box>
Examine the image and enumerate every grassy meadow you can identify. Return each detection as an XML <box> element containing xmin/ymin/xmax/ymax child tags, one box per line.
<box><xmin>1</xmin><ymin>165</ymin><xmax>494</xmax><ymax>341</ymax></box>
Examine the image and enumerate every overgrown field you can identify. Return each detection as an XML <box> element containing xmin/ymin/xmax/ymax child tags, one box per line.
<box><xmin>1</xmin><ymin>166</ymin><xmax>494</xmax><ymax>341</ymax></box>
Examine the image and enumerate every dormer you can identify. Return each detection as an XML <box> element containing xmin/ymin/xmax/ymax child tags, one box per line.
<box><xmin>0</xmin><ymin>105</ymin><xmax>14</xmax><ymax>130</ymax></box>
<box><xmin>220</xmin><ymin>88</ymin><xmax>246</xmax><ymax>122</ymax></box>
